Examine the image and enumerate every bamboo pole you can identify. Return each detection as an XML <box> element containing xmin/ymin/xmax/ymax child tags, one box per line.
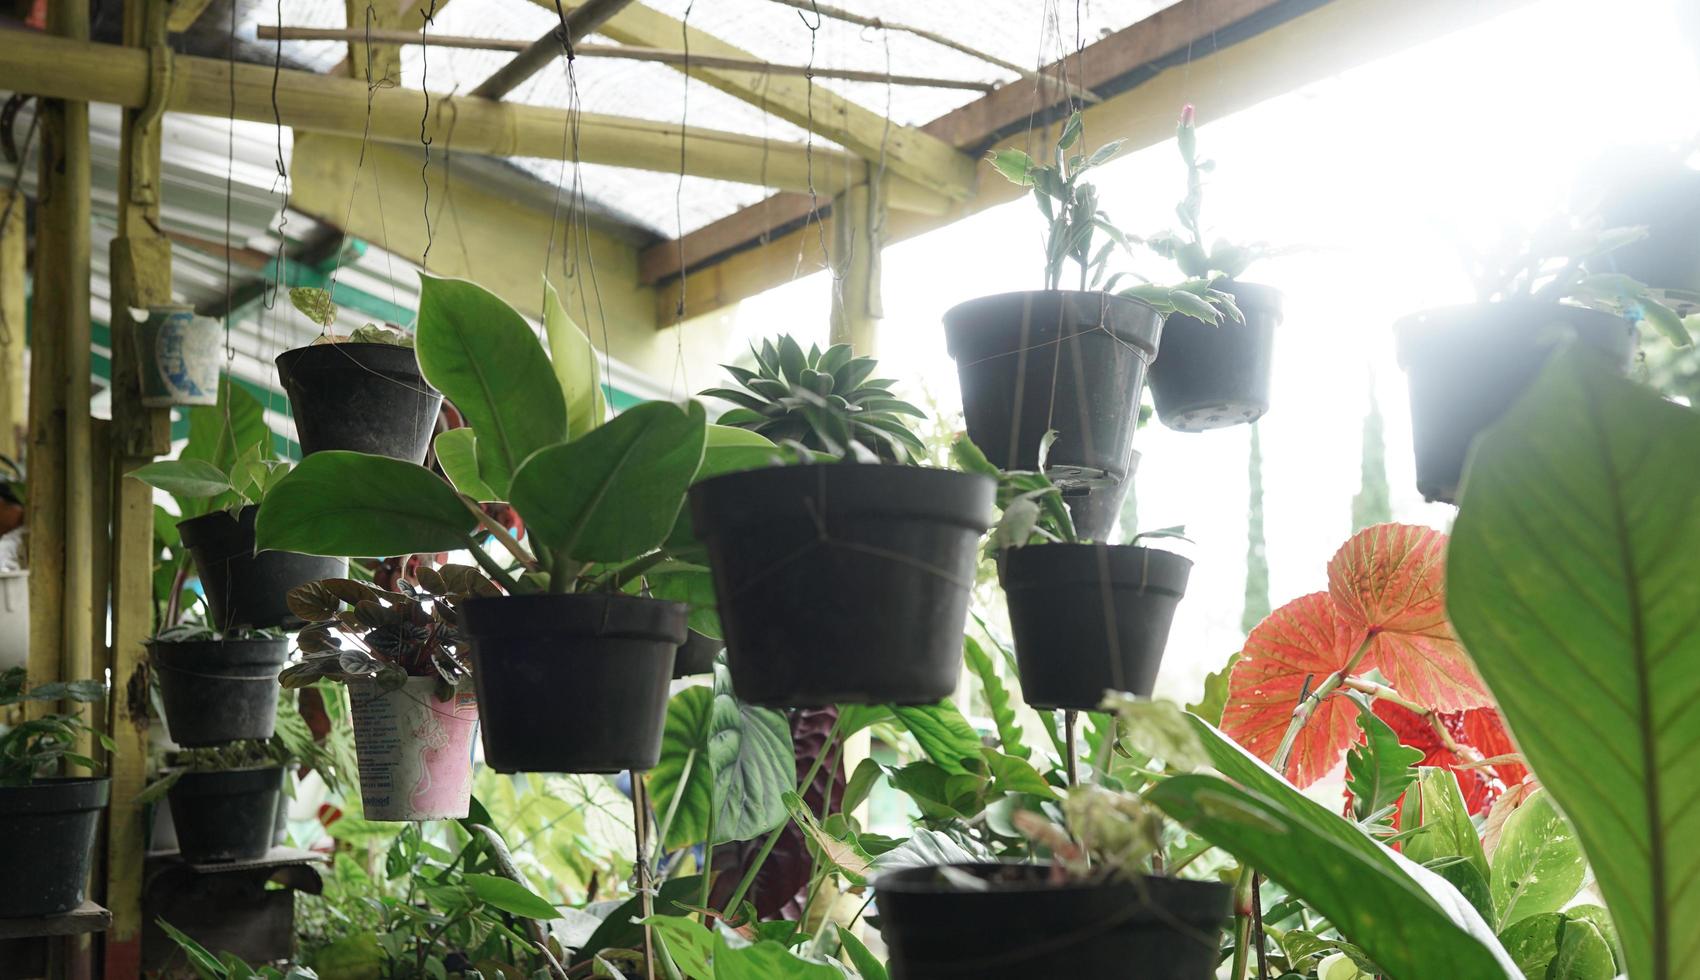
<box><xmin>0</xmin><ymin>189</ymin><xmax>23</xmax><ymax>462</ymax></box>
<box><xmin>471</xmin><ymin>0</ymin><xmax>634</xmax><ymax>100</ymax></box>
<box><xmin>261</xmin><ymin>26</ymin><xmax>999</xmax><ymax>92</ymax></box>
<box><xmin>0</xmin><ymin>30</ymin><xmax>953</xmax><ymax>211</ymax></box>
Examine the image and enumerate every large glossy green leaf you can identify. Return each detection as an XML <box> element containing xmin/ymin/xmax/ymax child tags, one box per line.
<box><xmin>892</xmin><ymin>701</ymin><xmax>984</xmax><ymax>776</ymax></box>
<box><xmin>1405</xmin><ymin>767</ymin><xmax>1490</xmax><ymax>881</ymax></box>
<box><xmin>645</xmin><ymin>565</ymin><xmax>721</xmax><ymax>638</ymax></box>
<box><xmin>662</xmin><ymin>424</ymin><xmax>780</xmax><ymax>556</ymax></box>
<box><xmin>1449</xmin><ymin>348</ymin><xmax>1700</xmax><ymax>980</ymax></box>
<box><xmin>129</xmin><ymin>459</ymin><xmax>232</xmax><ymax>500</ymax></box>
<box><xmin>1157</xmin><ymin>716</ymin><xmax>1517</xmax><ymax>978</ymax></box>
<box><xmin>464</xmin><ymin>873</ymin><xmax>558</xmax><ymax>920</ymax></box>
<box><xmin>1498</xmin><ymin>911</ymin><xmax>1616</xmax><ymax>980</ymax></box>
<box><xmin>572</xmin><ymin>875</ymin><xmax>703</xmax><ymax>967</ymax></box>
<box><xmin>433</xmin><ymin>427</ymin><xmax>496</xmax><ymax>501</ymax></box>
<box><xmin>510</xmin><ymin>400</ymin><xmax>706</xmax><ymax>564</ymax></box>
<box><xmin>543</xmin><ymin>277</ymin><xmax>607</xmax><ymax>439</ymax></box>
<box><xmin>648</xmin><ymin>662</ymin><xmax>792</xmax><ymax>849</ymax></box>
<box><xmin>414</xmin><ymin>273</ymin><xmax>566</xmax><ymax>497</ymax></box>
<box><xmin>175</xmin><ymin>378</ymin><xmax>272</xmax><ymax>517</ymax></box>
<box><xmin>1344</xmin><ymin>699</ymin><xmax>1424</xmax><ymax>826</ymax></box>
<box><xmin>1490</xmin><ymin>789</ymin><xmax>1586</xmax><ymax>930</ymax></box>
<box><xmin>254</xmin><ymin>451</ymin><xmax>475</xmax><ymax>557</ymax></box>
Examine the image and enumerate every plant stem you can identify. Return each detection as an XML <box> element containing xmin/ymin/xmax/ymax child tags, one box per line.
<box><xmin>1251</xmin><ymin>872</ymin><xmax>1268</xmax><ymax>980</ymax></box>
<box><xmin>1063</xmin><ymin>710</ymin><xmax>1079</xmax><ymax>787</ymax></box>
<box><xmin>722</xmin><ymin>714</ymin><xmax>843</xmax><ymax>918</ymax></box>
<box><xmin>632</xmin><ymin>775</ymin><xmax>656</xmax><ymax>980</ymax></box>
<box><xmin>460</xmin><ymin>494</ymin><xmax>540</xmax><ymax>570</ymax></box>
<box><xmin>1270</xmin><ymin>631</ymin><xmax>1378</xmax><ymax>775</ymax></box>
<box><xmin>1229</xmin><ymin>864</ymin><xmax>1256</xmax><ymax>980</ymax></box>
<box><xmin>1340</xmin><ymin>676</ymin><xmax>1487</xmax><ymax>765</ymax></box>
<box><xmin>590</xmin><ymin>552</ymin><xmax>668</xmax><ymax>592</ymax></box>
<box><xmin>463</xmin><ymin>538</ymin><xmax>523</xmax><ymax>595</ymax></box>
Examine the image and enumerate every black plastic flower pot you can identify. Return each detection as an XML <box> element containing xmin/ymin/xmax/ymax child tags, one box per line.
<box><xmin>149</xmin><ymin>637</ymin><xmax>289</xmax><ymax>747</ymax></box>
<box><xmin>674</xmin><ymin>630</ymin><xmax>723</xmax><ymax>678</ymax></box>
<box><xmin>875</xmin><ymin>863</ymin><xmax>1232</xmax><ymax>980</ymax></box>
<box><xmin>944</xmin><ymin>291</ymin><xmax>1162</xmax><ymax>489</ymax></box>
<box><xmin>1589</xmin><ymin>152</ymin><xmax>1700</xmax><ymax>295</ymax></box>
<box><xmin>462</xmin><ymin>593</ymin><xmax>685</xmax><ymax>774</ymax></box>
<box><xmin>1395</xmin><ymin>302</ymin><xmax>1635</xmax><ymax>504</ymax></box>
<box><xmin>1002</xmin><ymin>544</ymin><xmax>1192</xmax><ymax>710</ymax></box>
<box><xmin>275</xmin><ymin>342</ymin><xmax>444</xmax><ymax>463</ymax></box>
<box><xmin>1060</xmin><ymin>451</ymin><xmax>1138</xmax><ymax>543</ymax></box>
<box><xmin>690</xmin><ymin>464</ymin><xmax>994</xmax><ymax>707</ymax></box>
<box><xmin>0</xmin><ymin>778</ymin><xmax>110</xmax><ymax>918</ymax></box>
<box><xmin>1147</xmin><ymin>280</ymin><xmax>1283</xmax><ymax>432</ymax></box>
<box><xmin>176</xmin><ymin>506</ymin><xmax>347</xmax><ymax>630</ymax></box>
<box><xmin>166</xmin><ymin>767</ymin><xmax>282</xmax><ymax>863</ymax></box>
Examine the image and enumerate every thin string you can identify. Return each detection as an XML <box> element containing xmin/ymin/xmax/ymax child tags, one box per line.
<box><xmin>222</xmin><ymin>0</ymin><xmax>238</xmax><ymax>440</ymax></box>
<box><xmin>798</xmin><ymin>2</ymin><xmax>839</xmax><ymax>291</ymax></box>
<box><xmin>262</xmin><ymin>0</ymin><xmax>288</xmax><ymax>313</ymax></box>
<box><xmin>668</xmin><ymin>1</ymin><xmax>697</xmax><ymax>399</ymax></box>
<box><xmin>418</xmin><ymin>0</ymin><xmax>439</xmax><ymax>271</ymax></box>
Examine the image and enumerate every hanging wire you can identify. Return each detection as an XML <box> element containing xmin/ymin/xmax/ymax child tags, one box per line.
<box><xmin>418</xmin><ymin>0</ymin><xmax>439</xmax><ymax>270</ymax></box>
<box><xmin>327</xmin><ymin>5</ymin><xmax>391</xmax><ymax>314</ymax></box>
<box><xmin>222</xmin><ymin>0</ymin><xmax>239</xmax><ymax>436</ymax></box>
<box><xmin>263</xmin><ymin>0</ymin><xmax>289</xmax><ymax>311</ymax></box>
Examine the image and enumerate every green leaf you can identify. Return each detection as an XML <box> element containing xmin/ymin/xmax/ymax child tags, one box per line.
<box><xmin>1448</xmin><ymin>347</ymin><xmax>1700</xmax><ymax>980</ymax></box>
<box><xmin>1104</xmin><ymin>694</ymin><xmax>1210</xmax><ymax>770</ymax></box>
<box><xmin>1639</xmin><ymin>297</ymin><xmax>1692</xmax><ymax>347</ymax></box>
<box><xmin>662</xmin><ymin>425</ymin><xmax>779</xmax><ymax>556</ymax></box>
<box><xmin>980</xmin><ymin>747</ymin><xmax>1056</xmax><ymax>800</ymax></box>
<box><xmin>576</xmin><ymin>876</ymin><xmax>703</xmax><ymax>968</ymax></box>
<box><xmin>1186</xmin><ymin>652</ymin><xmax>1239</xmax><ymax>727</ymax></box>
<box><xmin>1499</xmin><ymin>912</ymin><xmax>1616</xmax><ymax>980</ymax></box>
<box><xmin>542</xmin><ymin>277</ymin><xmax>608</xmax><ymax>437</ymax></box>
<box><xmin>289</xmin><ymin>285</ymin><xmax>337</xmax><ymax>327</ymax></box>
<box><xmin>1344</xmin><ymin>699</ymin><xmax>1425</xmax><ymax>826</ymax></box>
<box><xmin>648</xmin><ymin>663</ymin><xmax>793</xmax><ymax>849</ymax></box>
<box><xmin>837</xmin><ymin>925</ymin><xmax>889</xmax><ymax>980</ymax></box>
<box><xmin>964</xmin><ymin>635</ymin><xmax>1028</xmax><ymax>760</ymax></box>
<box><xmin>129</xmin><ymin>459</ymin><xmax>233</xmax><ymax>499</ymax></box>
<box><xmin>871</xmin><ymin>827</ymin><xmax>978</xmax><ymax>873</ymax></box>
<box><xmin>1405</xmin><ymin>767</ymin><xmax>1490</xmax><ymax>883</ymax></box>
<box><xmin>1159</xmin><ymin>716</ymin><xmax>1518</xmax><ymax>978</ymax></box>
<box><xmin>254</xmin><ymin>451</ymin><xmax>475</xmax><ymax>557</ymax></box>
<box><xmin>433</xmin><ymin>428</ymin><xmax>496</xmax><ymax>501</ymax></box>
<box><xmin>1490</xmin><ymin>789</ymin><xmax>1586</xmax><ymax>929</ymax></box>
<box><xmin>714</xmin><ymin>930</ymin><xmax>844</xmax><ymax>980</ymax></box>
<box><xmin>987</xmin><ymin>148</ymin><xmax>1036</xmax><ymax>186</ymax></box>
<box><xmin>643</xmin><ymin>915</ymin><xmax>715</xmax><ymax>978</ymax></box>
<box><xmin>892</xmin><ymin>701</ymin><xmax>983</xmax><ymax>775</ymax></box>
<box><xmin>1057</xmin><ymin>112</ymin><xmax>1083</xmax><ymax>151</ymax></box>
<box><xmin>465</xmin><ymin>873</ymin><xmax>558</xmax><ymax>920</ymax></box>
<box><xmin>415</xmin><ymin>273</ymin><xmax>566</xmax><ymax>497</ymax></box>
<box><xmin>645</xmin><ymin>566</ymin><xmax>721</xmax><ymax>638</ymax></box>
<box><xmin>510</xmin><ymin>400</ymin><xmax>706</xmax><ymax>564</ymax></box>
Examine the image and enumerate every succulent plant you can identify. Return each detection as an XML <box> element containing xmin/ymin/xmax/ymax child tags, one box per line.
<box><xmin>701</xmin><ymin>336</ymin><xmax>927</xmax><ymax>463</ymax></box>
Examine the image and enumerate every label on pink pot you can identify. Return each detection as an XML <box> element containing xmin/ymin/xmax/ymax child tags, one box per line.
<box><xmin>349</xmin><ymin>677</ymin><xmax>478</xmax><ymax>821</ymax></box>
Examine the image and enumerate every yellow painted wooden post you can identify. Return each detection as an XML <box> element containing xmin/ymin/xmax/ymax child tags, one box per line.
<box><xmin>0</xmin><ymin>189</ymin><xmax>24</xmax><ymax>461</ymax></box>
<box><xmin>828</xmin><ymin>174</ymin><xmax>884</xmax><ymax>356</ymax></box>
<box><xmin>104</xmin><ymin>2</ymin><xmax>175</xmax><ymax>973</ymax></box>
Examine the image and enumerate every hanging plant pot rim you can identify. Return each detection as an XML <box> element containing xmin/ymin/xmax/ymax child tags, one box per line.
<box><xmin>1002</xmin><ymin>543</ymin><xmax>1193</xmax><ymax>594</ymax></box>
<box><xmin>0</xmin><ymin>776</ymin><xmax>111</xmax><ymax>812</ymax></box>
<box><xmin>461</xmin><ymin>592</ymin><xmax>688</xmax><ymax>644</ymax></box>
<box><xmin>1394</xmin><ymin>301</ymin><xmax>1633</xmax><ymax>365</ymax></box>
<box><xmin>148</xmin><ymin>636</ymin><xmax>290</xmax><ymax>669</ymax></box>
<box><xmin>690</xmin><ymin>463</ymin><xmax>995</xmax><ymax>531</ymax></box>
<box><xmin>874</xmin><ymin>861</ymin><xmax>1229</xmax><ymax>904</ymax></box>
<box><xmin>167</xmin><ymin>766</ymin><xmax>285</xmax><ymax>797</ymax></box>
<box><xmin>275</xmin><ymin>342</ymin><xmax>438</xmax><ymax>389</ymax></box>
<box><xmin>942</xmin><ymin>289</ymin><xmax>1163</xmax><ymax>359</ymax></box>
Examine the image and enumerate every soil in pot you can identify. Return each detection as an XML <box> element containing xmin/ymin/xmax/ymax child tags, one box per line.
<box><xmin>348</xmin><ymin>676</ymin><xmax>478</xmax><ymax>820</ymax></box>
<box><xmin>674</xmin><ymin>630</ymin><xmax>723</xmax><ymax>678</ymax></box>
<box><xmin>275</xmin><ymin>342</ymin><xmax>444</xmax><ymax>463</ymax></box>
<box><xmin>689</xmin><ymin>464</ymin><xmax>994</xmax><ymax>707</ymax></box>
<box><xmin>1395</xmin><ymin>302</ymin><xmax>1635</xmax><ymax>504</ymax></box>
<box><xmin>1003</xmin><ymin>544</ymin><xmax>1192</xmax><ymax>710</ymax></box>
<box><xmin>150</xmin><ymin>637</ymin><xmax>289</xmax><ymax>747</ymax></box>
<box><xmin>876</xmin><ymin>862</ymin><xmax>1232</xmax><ymax>980</ymax></box>
<box><xmin>0</xmin><ymin>777</ymin><xmax>110</xmax><ymax>917</ymax></box>
<box><xmin>177</xmin><ymin>506</ymin><xmax>347</xmax><ymax>630</ymax></box>
<box><xmin>944</xmin><ymin>291</ymin><xmax>1161</xmax><ymax>489</ymax></box>
<box><xmin>166</xmin><ymin>767</ymin><xmax>283</xmax><ymax>863</ymax></box>
<box><xmin>1147</xmin><ymin>281</ymin><xmax>1283</xmax><ymax>432</ymax></box>
<box><xmin>462</xmin><ymin>593</ymin><xmax>684</xmax><ymax>773</ymax></box>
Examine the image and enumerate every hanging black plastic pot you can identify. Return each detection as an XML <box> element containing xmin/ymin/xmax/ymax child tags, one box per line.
<box><xmin>1395</xmin><ymin>302</ymin><xmax>1635</xmax><ymax>504</ymax></box>
<box><xmin>944</xmin><ymin>291</ymin><xmax>1162</xmax><ymax>489</ymax></box>
<box><xmin>1060</xmin><ymin>451</ymin><xmax>1138</xmax><ymax>543</ymax></box>
<box><xmin>150</xmin><ymin>637</ymin><xmax>289</xmax><ymax>747</ymax></box>
<box><xmin>690</xmin><ymin>464</ymin><xmax>994</xmax><ymax>707</ymax></box>
<box><xmin>0</xmin><ymin>777</ymin><xmax>110</xmax><ymax>917</ymax></box>
<box><xmin>166</xmin><ymin>767</ymin><xmax>282</xmax><ymax>863</ymax></box>
<box><xmin>1147</xmin><ymin>281</ymin><xmax>1283</xmax><ymax>432</ymax></box>
<box><xmin>1588</xmin><ymin>150</ymin><xmax>1700</xmax><ymax>295</ymax></box>
<box><xmin>1002</xmin><ymin>544</ymin><xmax>1192</xmax><ymax>710</ymax></box>
<box><xmin>876</xmin><ymin>863</ymin><xmax>1232</xmax><ymax>980</ymax></box>
<box><xmin>673</xmin><ymin>631</ymin><xmax>723</xmax><ymax>678</ymax></box>
<box><xmin>275</xmin><ymin>343</ymin><xmax>444</xmax><ymax>463</ymax></box>
<box><xmin>462</xmin><ymin>593</ymin><xmax>685</xmax><ymax>774</ymax></box>
<box><xmin>177</xmin><ymin>506</ymin><xmax>347</xmax><ymax>630</ymax></box>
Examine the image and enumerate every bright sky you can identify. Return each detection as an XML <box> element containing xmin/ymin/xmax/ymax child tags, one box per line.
<box><xmin>722</xmin><ymin>0</ymin><xmax>1700</xmax><ymax>704</ymax></box>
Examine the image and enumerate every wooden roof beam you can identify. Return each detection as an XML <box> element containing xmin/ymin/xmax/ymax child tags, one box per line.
<box><xmin>0</xmin><ymin>29</ymin><xmax>946</xmax><ymax>212</ymax></box>
<box><xmin>472</xmin><ymin>0</ymin><xmax>635</xmax><ymax>100</ymax></box>
<box><xmin>580</xmin><ymin>1</ymin><xmax>978</xmax><ymax>202</ymax></box>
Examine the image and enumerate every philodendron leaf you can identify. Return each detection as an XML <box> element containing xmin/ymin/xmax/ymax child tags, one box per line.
<box><xmin>510</xmin><ymin>400</ymin><xmax>706</xmax><ymax>564</ymax></box>
<box><xmin>1156</xmin><ymin>716</ymin><xmax>1519</xmax><ymax>979</ymax></box>
<box><xmin>414</xmin><ymin>273</ymin><xmax>566</xmax><ymax>498</ymax></box>
<box><xmin>892</xmin><ymin>700</ymin><xmax>984</xmax><ymax>776</ymax></box>
<box><xmin>1344</xmin><ymin>698</ymin><xmax>1425</xmax><ymax>827</ymax></box>
<box><xmin>1498</xmin><ymin>911</ymin><xmax>1616</xmax><ymax>980</ymax></box>
<box><xmin>1489</xmin><ymin>789</ymin><xmax>1586</xmax><ymax>930</ymax></box>
<box><xmin>1449</xmin><ymin>347</ymin><xmax>1700</xmax><ymax>980</ymax></box>
<box><xmin>542</xmin><ymin>277</ymin><xmax>607</xmax><ymax>439</ymax></box>
<box><xmin>129</xmin><ymin>459</ymin><xmax>232</xmax><ymax>499</ymax></box>
<box><xmin>255</xmin><ymin>451</ymin><xmax>476</xmax><ymax>557</ymax></box>
<box><xmin>647</xmin><ymin>662</ymin><xmax>792</xmax><ymax>849</ymax></box>
<box><xmin>433</xmin><ymin>428</ymin><xmax>496</xmax><ymax>501</ymax></box>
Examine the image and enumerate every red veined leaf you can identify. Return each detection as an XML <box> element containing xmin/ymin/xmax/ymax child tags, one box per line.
<box><xmin>1371</xmin><ymin>701</ymin><xmax>1497</xmax><ymax>815</ymax></box>
<box><xmin>1326</xmin><ymin>523</ymin><xmax>1489</xmax><ymax>712</ymax></box>
<box><xmin>1222</xmin><ymin>593</ymin><xmax>1366</xmax><ymax>787</ymax></box>
<box><xmin>1461</xmin><ymin>707</ymin><xmax>1527</xmax><ymax>787</ymax></box>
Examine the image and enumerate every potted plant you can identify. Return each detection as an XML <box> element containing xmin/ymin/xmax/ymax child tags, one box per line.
<box><xmin>253</xmin><ymin>275</ymin><xmax>708</xmax><ymax>774</ymax></box>
<box><xmin>1395</xmin><ymin>220</ymin><xmax>1692</xmax><ymax>503</ymax></box>
<box><xmin>0</xmin><ymin>667</ymin><xmax>111</xmax><ymax>917</ymax></box>
<box><xmin>140</xmin><ymin>739</ymin><xmax>283</xmax><ymax>863</ymax></box>
<box><xmin>875</xmin><ymin>781</ymin><xmax>1231</xmax><ymax>979</ymax></box>
<box><xmin>147</xmin><ymin>623</ymin><xmax>290</xmax><ymax>748</ymax></box>
<box><xmin>958</xmin><ymin>436</ymin><xmax>1190</xmax><ymax>709</ymax></box>
<box><xmin>276</xmin><ymin>288</ymin><xmax>445</xmax><ymax>463</ymax></box>
<box><xmin>944</xmin><ymin>111</ymin><xmax>1237</xmax><ymax>489</ymax></box>
<box><xmin>137</xmin><ymin>306</ymin><xmax>223</xmax><ymax>407</ymax></box>
<box><xmin>691</xmin><ymin>336</ymin><xmax>993</xmax><ymax>706</ymax></box>
<box><xmin>279</xmin><ymin>569</ymin><xmax>486</xmax><ymax>820</ymax></box>
<box><xmin>132</xmin><ymin>439</ymin><xmax>346</xmax><ymax>630</ymax></box>
<box><xmin>1142</xmin><ymin>104</ymin><xmax>1289</xmax><ymax>432</ymax></box>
